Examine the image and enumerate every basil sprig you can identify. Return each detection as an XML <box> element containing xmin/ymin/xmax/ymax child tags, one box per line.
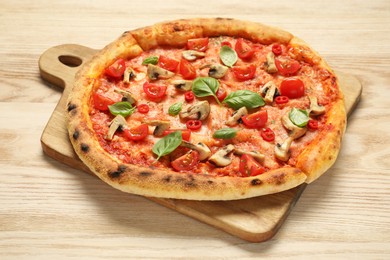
<box><xmin>222</xmin><ymin>90</ymin><xmax>265</xmax><ymax>110</ymax></box>
<box><xmin>142</xmin><ymin>56</ymin><xmax>159</xmax><ymax>65</ymax></box>
<box><xmin>152</xmin><ymin>131</ymin><xmax>182</xmax><ymax>161</ymax></box>
<box><xmin>213</xmin><ymin>128</ymin><xmax>238</xmax><ymax>139</ymax></box>
<box><xmin>108</xmin><ymin>101</ymin><xmax>136</xmax><ymax>117</ymax></box>
<box><xmin>168</xmin><ymin>102</ymin><xmax>183</xmax><ymax>116</ymax></box>
<box><xmin>219</xmin><ymin>46</ymin><xmax>237</xmax><ymax>67</ymax></box>
<box><xmin>192</xmin><ymin>77</ymin><xmax>221</xmax><ymax>104</ymax></box>
<box><xmin>289</xmin><ymin>108</ymin><xmax>309</xmax><ymax>127</ymax></box>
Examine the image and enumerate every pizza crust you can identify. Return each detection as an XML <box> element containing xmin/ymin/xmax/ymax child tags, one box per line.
<box><xmin>67</xmin><ymin>18</ymin><xmax>345</xmax><ymax>200</ymax></box>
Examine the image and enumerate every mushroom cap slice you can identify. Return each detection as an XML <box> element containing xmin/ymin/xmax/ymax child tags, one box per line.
<box><xmin>114</xmin><ymin>88</ymin><xmax>136</xmax><ymax>104</ymax></box>
<box><xmin>147</xmin><ymin>64</ymin><xmax>174</xmax><ymax>80</ymax></box>
<box><xmin>106</xmin><ymin>115</ymin><xmax>127</xmax><ymax>140</ymax></box>
<box><xmin>226</xmin><ymin>106</ymin><xmax>248</xmax><ymax>126</ymax></box>
<box><xmin>144</xmin><ymin>120</ymin><xmax>170</xmax><ymax>136</ymax></box>
<box><xmin>201</xmin><ymin>63</ymin><xmax>228</xmax><ymax>79</ymax></box>
<box><xmin>234</xmin><ymin>148</ymin><xmax>265</xmax><ymax>162</ymax></box>
<box><xmin>281</xmin><ymin>113</ymin><xmax>307</xmax><ymax>139</ymax></box>
<box><xmin>275</xmin><ymin>137</ymin><xmax>293</xmax><ymax>162</ymax></box>
<box><xmin>308</xmin><ymin>95</ymin><xmax>326</xmax><ymax>115</ymax></box>
<box><xmin>208</xmin><ymin>144</ymin><xmax>235</xmax><ymax>167</ymax></box>
<box><xmin>171</xmin><ymin>80</ymin><xmax>193</xmax><ymax>91</ymax></box>
<box><xmin>266</xmin><ymin>52</ymin><xmax>278</xmax><ymax>73</ymax></box>
<box><xmin>262</xmin><ymin>81</ymin><xmax>277</xmax><ymax>103</ymax></box>
<box><xmin>181</xmin><ymin>141</ymin><xmax>212</xmax><ymax>161</ymax></box>
<box><xmin>182</xmin><ymin>50</ymin><xmax>205</xmax><ymax>61</ymax></box>
<box><xmin>180</xmin><ymin>101</ymin><xmax>210</xmax><ymax>121</ymax></box>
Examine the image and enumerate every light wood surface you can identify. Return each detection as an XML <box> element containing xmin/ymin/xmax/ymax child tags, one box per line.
<box><xmin>38</xmin><ymin>44</ymin><xmax>361</xmax><ymax>243</ymax></box>
<box><xmin>1</xmin><ymin>0</ymin><xmax>389</xmax><ymax>258</ymax></box>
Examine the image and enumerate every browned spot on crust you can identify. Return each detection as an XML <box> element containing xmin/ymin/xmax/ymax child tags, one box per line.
<box><xmin>251</xmin><ymin>179</ymin><xmax>263</xmax><ymax>186</ymax></box>
<box><xmin>163</xmin><ymin>175</ymin><xmax>172</xmax><ymax>183</ymax></box>
<box><xmin>108</xmin><ymin>165</ymin><xmax>127</xmax><ymax>179</ymax></box>
<box><xmin>80</xmin><ymin>143</ymin><xmax>89</xmax><ymax>152</ymax></box>
<box><xmin>139</xmin><ymin>171</ymin><xmax>153</xmax><ymax>177</ymax></box>
<box><xmin>173</xmin><ymin>24</ymin><xmax>182</xmax><ymax>32</ymax></box>
<box><xmin>72</xmin><ymin>130</ymin><xmax>79</xmax><ymax>140</ymax></box>
<box><xmin>67</xmin><ymin>103</ymin><xmax>76</xmax><ymax>112</ymax></box>
<box><xmin>207</xmin><ymin>180</ymin><xmax>214</xmax><ymax>185</ymax></box>
<box><xmin>273</xmin><ymin>172</ymin><xmax>286</xmax><ymax>185</ymax></box>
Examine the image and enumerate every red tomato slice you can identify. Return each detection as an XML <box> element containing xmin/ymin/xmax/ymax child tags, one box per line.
<box><xmin>221</xmin><ymin>41</ymin><xmax>232</xmax><ymax>48</ymax></box>
<box><xmin>280</xmin><ymin>78</ymin><xmax>305</xmax><ymax>99</ymax></box>
<box><xmin>158</xmin><ymin>55</ymin><xmax>179</xmax><ymax>72</ymax></box>
<box><xmin>260</xmin><ymin>127</ymin><xmax>275</xmax><ymax>142</ymax></box>
<box><xmin>235</xmin><ymin>38</ymin><xmax>255</xmax><ymax>59</ymax></box>
<box><xmin>179</xmin><ymin>59</ymin><xmax>197</xmax><ymax>79</ymax></box>
<box><xmin>308</xmin><ymin>119</ymin><xmax>319</xmax><ymax>131</ymax></box>
<box><xmin>232</xmin><ymin>64</ymin><xmax>256</xmax><ymax>81</ymax></box>
<box><xmin>272</xmin><ymin>44</ymin><xmax>282</xmax><ymax>56</ymax></box>
<box><xmin>123</xmin><ymin>124</ymin><xmax>149</xmax><ymax>141</ymax></box>
<box><xmin>171</xmin><ymin>150</ymin><xmax>200</xmax><ymax>172</ymax></box>
<box><xmin>143</xmin><ymin>82</ymin><xmax>167</xmax><ymax>101</ymax></box>
<box><xmin>275</xmin><ymin>57</ymin><xmax>301</xmax><ymax>76</ymax></box>
<box><xmin>239</xmin><ymin>154</ymin><xmax>265</xmax><ymax>177</ymax></box>
<box><xmin>137</xmin><ymin>104</ymin><xmax>149</xmax><ymax>114</ymax></box>
<box><xmin>216</xmin><ymin>87</ymin><xmax>227</xmax><ymax>102</ymax></box>
<box><xmin>242</xmin><ymin>110</ymin><xmax>268</xmax><ymax>129</ymax></box>
<box><xmin>162</xmin><ymin>129</ymin><xmax>191</xmax><ymax>141</ymax></box>
<box><xmin>186</xmin><ymin>120</ymin><xmax>202</xmax><ymax>131</ymax></box>
<box><xmin>105</xmin><ymin>58</ymin><xmax>126</xmax><ymax>78</ymax></box>
<box><xmin>93</xmin><ymin>92</ymin><xmax>115</xmax><ymax>111</ymax></box>
<box><xmin>187</xmin><ymin>38</ymin><xmax>209</xmax><ymax>52</ymax></box>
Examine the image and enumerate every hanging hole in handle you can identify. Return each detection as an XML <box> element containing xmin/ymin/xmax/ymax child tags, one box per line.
<box><xmin>58</xmin><ymin>55</ymin><xmax>82</xmax><ymax>67</ymax></box>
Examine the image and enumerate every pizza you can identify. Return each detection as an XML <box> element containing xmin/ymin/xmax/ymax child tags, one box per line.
<box><xmin>66</xmin><ymin>18</ymin><xmax>346</xmax><ymax>200</ymax></box>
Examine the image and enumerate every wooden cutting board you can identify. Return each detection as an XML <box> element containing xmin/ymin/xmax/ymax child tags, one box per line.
<box><xmin>39</xmin><ymin>44</ymin><xmax>362</xmax><ymax>242</ymax></box>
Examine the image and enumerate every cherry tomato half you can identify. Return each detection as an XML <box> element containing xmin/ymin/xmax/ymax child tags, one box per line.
<box><xmin>93</xmin><ymin>92</ymin><xmax>115</xmax><ymax>111</ymax></box>
<box><xmin>187</xmin><ymin>38</ymin><xmax>209</xmax><ymax>52</ymax></box>
<box><xmin>239</xmin><ymin>154</ymin><xmax>265</xmax><ymax>177</ymax></box>
<box><xmin>261</xmin><ymin>128</ymin><xmax>275</xmax><ymax>142</ymax></box>
<box><xmin>232</xmin><ymin>64</ymin><xmax>256</xmax><ymax>81</ymax></box>
<box><xmin>184</xmin><ymin>91</ymin><xmax>195</xmax><ymax>102</ymax></box>
<box><xmin>280</xmin><ymin>78</ymin><xmax>305</xmax><ymax>99</ymax></box>
<box><xmin>105</xmin><ymin>58</ymin><xmax>126</xmax><ymax>78</ymax></box>
<box><xmin>162</xmin><ymin>129</ymin><xmax>191</xmax><ymax>141</ymax></box>
<box><xmin>158</xmin><ymin>55</ymin><xmax>179</xmax><ymax>72</ymax></box>
<box><xmin>216</xmin><ymin>87</ymin><xmax>227</xmax><ymax>102</ymax></box>
<box><xmin>179</xmin><ymin>59</ymin><xmax>197</xmax><ymax>80</ymax></box>
<box><xmin>143</xmin><ymin>82</ymin><xmax>167</xmax><ymax>101</ymax></box>
<box><xmin>275</xmin><ymin>57</ymin><xmax>301</xmax><ymax>76</ymax></box>
<box><xmin>275</xmin><ymin>95</ymin><xmax>289</xmax><ymax>104</ymax></box>
<box><xmin>272</xmin><ymin>44</ymin><xmax>282</xmax><ymax>56</ymax></box>
<box><xmin>137</xmin><ymin>104</ymin><xmax>149</xmax><ymax>114</ymax></box>
<box><xmin>186</xmin><ymin>120</ymin><xmax>202</xmax><ymax>131</ymax></box>
<box><xmin>242</xmin><ymin>110</ymin><xmax>268</xmax><ymax>129</ymax></box>
<box><xmin>307</xmin><ymin>119</ymin><xmax>319</xmax><ymax>131</ymax></box>
<box><xmin>171</xmin><ymin>150</ymin><xmax>200</xmax><ymax>172</ymax></box>
<box><xmin>123</xmin><ymin>124</ymin><xmax>149</xmax><ymax>141</ymax></box>
<box><xmin>235</xmin><ymin>38</ymin><xmax>255</xmax><ymax>59</ymax></box>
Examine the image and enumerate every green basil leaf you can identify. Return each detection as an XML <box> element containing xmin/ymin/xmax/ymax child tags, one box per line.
<box><xmin>168</xmin><ymin>102</ymin><xmax>183</xmax><ymax>116</ymax></box>
<box><xmin>219</xmin><ymin>46</ymin><xmax>237</xmax><ymax>67</ymax></box>
<box><xmin>213</xmin><ymin>128</ymin><xmax>238</xmax><ymax>139</ymax></box>
<box><xmin>289</xmin><ymin>108</ymin><xmax>309</xmax><ymax>127</ymax></box>
<box><xmin>152</xmin><ymin>131</ymin><xmax>182</xmax><ymax>160</ymax></box>
<box><xmin>192</xmin><ymin>77</ymin><xmax>220</xmax><ymax>104</ymax></box>
<box><xmin>108</xmin><ymin>101</ymin><xmax>136</xmax><ymax>117</ymax></box>
<box><xmin>222</xmin><ymin>90</ymin><xmax>265</xmax><ymax>110</ymax></box>
<box><xmin>142</xmin><ymin>56</ymin><xmax>159</xmax><ymax>65</ymax></box>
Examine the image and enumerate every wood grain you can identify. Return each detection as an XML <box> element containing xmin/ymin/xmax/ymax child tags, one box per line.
<box><xmin>1</xmin><ymin>0</ymin><xmax>390</xmax><ymax>258</ymax></box>
<box><xmin>39</xmin><ymin>44</ymin><xmax>361</xmax><ymax>243</ymax></box>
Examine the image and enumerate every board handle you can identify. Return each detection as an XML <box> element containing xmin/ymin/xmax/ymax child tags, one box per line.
<box><xmin>39</xmin><ymin>44</ymin><xmax>97</xmax><ymax>90</ymax></box>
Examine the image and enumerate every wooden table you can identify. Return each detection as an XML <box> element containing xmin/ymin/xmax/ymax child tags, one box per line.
<box><xmin>1</xmin><ymin>0</ymin><xmax>389</xmax><ymax>258</ymax></box>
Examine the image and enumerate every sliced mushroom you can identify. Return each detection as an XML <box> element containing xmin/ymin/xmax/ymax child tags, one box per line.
<box><xmin>114</xmin><ymin>88</ymin><xmax>136</xmax><ymax>104</ymax></box>
<box><xmin>208</xmin><ymin>144</ymin><xmax>235</xmax><ymax>167</ymax></box>
<box><xmin>262</xmin><ymin>81</ymin><xmax>277</xmax><ymax>103</ymax></box>
<box><xmin>201</xmin><ymin>63</ymin><xmax>228</xmax><ymax>79</ymax></box>
<box><xmin>144</xmin><ymin>120</ymin><xmax>170</xmax><ymax>136</ymax></box>
<box><xmin>308</xmin><ymin>95</ymin><xmax>326</xmax><ymax>115</ymax></box>
<box><xmin>182</xmin><ymin>50</ymin><xmax>206</xmax><ymax>61</ymax></box>
<box><xmin>275</xmin><ymin>137</ymin><xmax>293</xmax><ymax>162</ymax></box>
<box><xmin>106</xmin><ymin>115</ymin><xmax>127</xmax><ymax>140</ymax></box>
<box><xmin>181</xmin><ymin>141</ymin><xmax>212</xmax><ymax>161</ymax></box>
<box><xmin>265</xmin><ymin>52</ymin><xmax>278</xmax><ymax>74</ymax></box>
<box><xmin>281</xmin><ymin>113</ymin><xmax>307</xmax><ymax>139</ymax></box>
<box><xmin>171</xmin><ymin>80</ymin><xmax>193</xmax><ymax>91</ymax></box>
<box><xmin>123</xmin><ymin>67</ymin><xmax>136</xmax><ymax>83</ymax></box>
<box><xmin>234</xmin><ymin>148</ymin><xmax>265</xmax><ymax>162</ymax></box>
<box><xmin>147</xmin><ymin>64</ymin><xmax>174</xmax><ymax>80</ymax></box>
<box><xmin>179</xmin><ymin>101</ymin><xmax>210</xmax><ymax>121</ymax></box>
<box><xmin>226</xmin><ymin>107</ymin><xmax>248</xmax><ymax>126</ymax></box>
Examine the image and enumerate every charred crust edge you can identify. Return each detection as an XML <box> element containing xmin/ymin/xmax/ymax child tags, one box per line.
<box><xmin>140</xmin><ymin>171</ymin><xmax>153</xmax><ymax>177</ymax></box>
<box><xmin>67</xmin><ymin>103</ymin><xmax>77</xmax><ymax>112</ymax></box>
<box><xmin>72</xmin><ymin>130</ymin><xmax>79</xmax><ymax>140</ymax></box>
<box><xmin>251</xmin><ymin>179</ymin><xmax>263</xmax><ymax>186</ymax></box>
<box><xmin>80</xmin><ymin>143</ymin><xmax>89</xmax><ymax>152</ymax></box>
<box><xmin>108</xmin><ymin>165</ymin><xmax>127</xmax><ymax>179</ymax></box>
